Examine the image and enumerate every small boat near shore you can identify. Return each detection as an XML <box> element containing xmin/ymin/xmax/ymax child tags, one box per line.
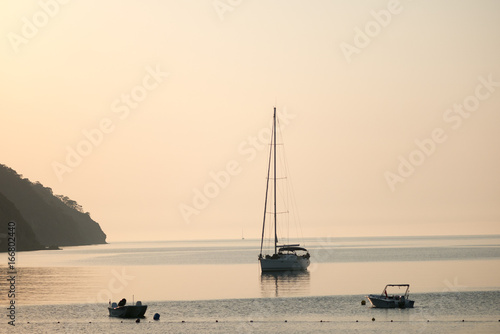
<box><xmin>366</xmin><ymin>284</ymin><xmax>415</xmax><ymax>308</ymax></box>
<box><xmin>108</xmin><ymin>298</ymin><xmax>147</xmax><ymax>318</ymax></box>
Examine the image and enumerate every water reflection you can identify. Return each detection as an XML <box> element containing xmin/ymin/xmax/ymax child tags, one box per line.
<box><xmin>0</xmin><ymin>266</ymin><xmax>107</xmax><ymax>305</ymax></box>
<box><xmin>260</xmin><ymin>271</ymin><xmax>310</xmax><ymax>298</ymax></box>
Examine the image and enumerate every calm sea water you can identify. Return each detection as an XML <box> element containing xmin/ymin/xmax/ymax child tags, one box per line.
<box><xmin>2</xmin><ymin>235</ymin><xmax>500</xmax><ymax>333</ymax></box>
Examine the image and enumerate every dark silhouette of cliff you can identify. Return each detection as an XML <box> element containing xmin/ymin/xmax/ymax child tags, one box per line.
<box><xmin>0</xmin><ymin>164</ymin><xmax>106</xmax><ymax>249</ymax></box>
<box><xmin>0</xmin><ymin>192</ymin><xmax>44</xmax><ymax>251</ymax></box>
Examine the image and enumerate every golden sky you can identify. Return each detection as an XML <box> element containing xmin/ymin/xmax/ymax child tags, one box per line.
<box><xmin>1</xmin><ymin>0</ymin><xmax>499</xmax><ymax>241</ymax></box>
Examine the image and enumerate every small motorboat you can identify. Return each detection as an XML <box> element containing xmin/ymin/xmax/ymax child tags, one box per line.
<box><xmin>366</xmin><ymin>284</ymin><xmax>415</xmax><ymax>308</ymax></box>
<box><xmin>108</xmin><ymin>298</ymin><xmax>148</xmax><ymax>318</ymax></box>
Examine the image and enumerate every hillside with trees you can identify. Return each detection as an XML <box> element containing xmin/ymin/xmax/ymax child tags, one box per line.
<box><xmin>0</xmin><ymin>164</ymin><xmax>106</xmax><ymax>251</ymax></box>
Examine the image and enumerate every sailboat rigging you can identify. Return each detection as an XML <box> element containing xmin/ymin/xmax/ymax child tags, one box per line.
<box><xmin>258</xmin><ymin>107</ymin><xmax>310</xmax><ymax>272</ymax></box>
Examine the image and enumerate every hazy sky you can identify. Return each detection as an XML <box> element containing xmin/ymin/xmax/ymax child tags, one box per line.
<box><xmin>1</xmin><ymin>0</ymin><xmax>499</xmax><ymax>241</ymax></box>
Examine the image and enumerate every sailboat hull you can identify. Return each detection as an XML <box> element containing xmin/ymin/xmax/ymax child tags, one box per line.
<box><xmin>258</xmin><ymin>108</ymin><xmax>311</xmax><ymax>272</ymax></box>
<box><xmin>260</xmin><ymin>255</ymin><xmax>310</xmax><ymax>272</ymax></box>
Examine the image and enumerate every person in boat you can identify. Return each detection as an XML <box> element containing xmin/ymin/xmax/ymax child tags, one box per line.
<box><xmin>118</xmin><ymin>298</ymin><xmax>126</xmax><ymax>307</ymax></box>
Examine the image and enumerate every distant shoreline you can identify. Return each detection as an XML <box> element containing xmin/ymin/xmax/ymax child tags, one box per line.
<box><xmin>107</xmin><ymin>234</ymin><xmax>500</xmax><ymax>244</ymax></box>
<box><xmin>0</xmin><ymin>240</ymin><xmax>108</xmax><ymax>253</ymax></box>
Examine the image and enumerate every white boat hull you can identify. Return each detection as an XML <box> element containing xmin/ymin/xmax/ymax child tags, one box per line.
<box><xmin>366</xmin><ymin>295</ymin><xmax>414</xmax><ymax>309</ymax></box>
<box><xmin>260</xmin><ymin>254</ymin><xmax>310</xmax><ymax>271</ymax></box>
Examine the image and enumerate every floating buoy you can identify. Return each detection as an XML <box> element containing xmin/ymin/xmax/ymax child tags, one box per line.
<box><xmin>153</xmin><ymin>313</ymin><xmax>160</xmax><ymax>321</ymax></box>
<box><xmin>361</xmin><ymin>300</ymin><xmax>366</xmax><ymax>305</ymax></box>
<box><xmin>136</xmin><ymin>318</ymin><xmax>140</xmax><ymax>323</ymax></box>
<box><xmin>372</xmin><ymin>317</ymin><xmax>375</xmax><ymax>322</ymax></box>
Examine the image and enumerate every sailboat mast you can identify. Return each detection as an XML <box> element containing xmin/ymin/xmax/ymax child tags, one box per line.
<box><xmin>259</xmin><ymin>111</ymin><xmax>274</xmax><ymax>257</ymax></box>
<box><xmin>273</xmin><ymin>107</ymin><xmax>278</xmax><ymax>255</ymax></box>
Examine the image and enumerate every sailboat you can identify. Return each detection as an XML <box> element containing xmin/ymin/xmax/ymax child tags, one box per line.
<box><xmin>258</xmin><ymin>107</ymin><xmax>310</xmax><ymax>272</ymax></box>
